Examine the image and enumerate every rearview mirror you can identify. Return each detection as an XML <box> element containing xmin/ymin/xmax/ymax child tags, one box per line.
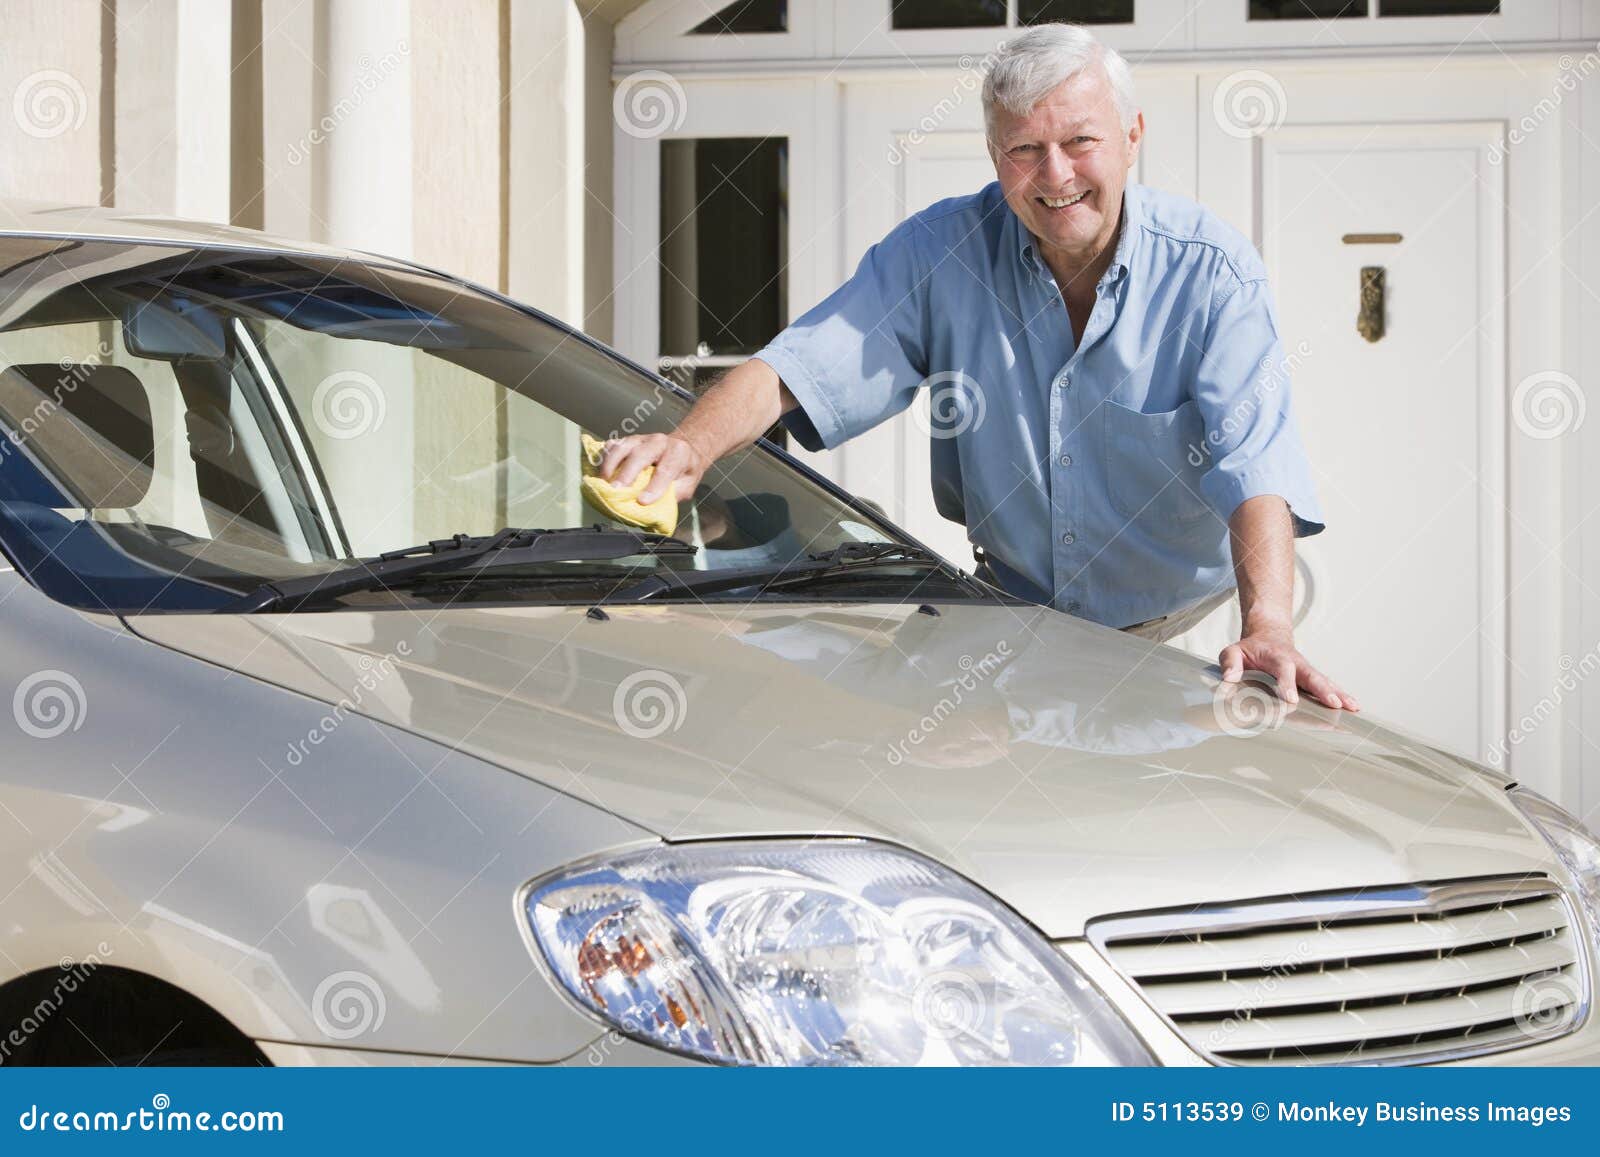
<box><xmin>122</xmin><ymin>299</ymin><xmax>227</xmax><ymax>361</ymax></box>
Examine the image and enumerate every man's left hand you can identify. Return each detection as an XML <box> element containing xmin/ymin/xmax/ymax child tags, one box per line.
<box><xmin>1220</xmin><ymin>623</ymin><xmax>1358</xmax><ymax>711</ymax></box>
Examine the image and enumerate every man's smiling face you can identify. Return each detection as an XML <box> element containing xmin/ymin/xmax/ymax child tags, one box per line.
<box><xmin>988</xmin><ymin>63</ymin><xmax>1143</xmax><ymax>274</ymax></box>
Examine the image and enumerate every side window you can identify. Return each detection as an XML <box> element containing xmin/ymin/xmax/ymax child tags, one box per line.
<box><xmin>0</xmin><ymin>322</ymin><xmax>209</xmax><ymax>535</ymax></box>
<box><xmin>119</xmin><ymin>339</ymin><xmax>210</xmax><ymax>540</ymax></box>
<box><xmin>0</xmin><ymin>320</ymin><xmax>322</xmax><ymax>563</ymax></box>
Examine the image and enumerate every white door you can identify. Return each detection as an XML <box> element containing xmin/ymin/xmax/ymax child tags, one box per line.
<box><xmin>1179</xmin><ymin>79</ymin><xmax>1534</xmax><ymax>767</ymax></box>
<box><xmin>1271</xmin><ymin>125</ymin><xmax>1505</xmax><ymax>762</ymax></box>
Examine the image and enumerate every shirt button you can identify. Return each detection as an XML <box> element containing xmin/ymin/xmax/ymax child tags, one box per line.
<box><xmin>1059</xmin><ymin>454</ymin><xmax>1072</xmax><ymax>466</ymax></box>
<box><xmin>1056</xmin><ymin>374</ymin><xmax>1070</xmax><ymax>390</ymax></box>
<box><xmin>1061</xmin><ymin>531</ymin><xmax>1075</xmax><ymax>545</ymax></box>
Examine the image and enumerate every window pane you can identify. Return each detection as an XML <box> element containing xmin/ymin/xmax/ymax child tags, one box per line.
<box><xmin>890</xmin><ymin>0</ymin><xmax>1006</xmax><ymax>30</ymax></box>
<box><xmin>1248</xmin><ymin>0</ymin><xmax>1365</xmax><ymax>17</ymax></box>
<box><xmin>658</xmin><ymin>137</ymin><xmax>788</xmax><ymax>444</ymax></box>
<box><xmin>659</xmin><ymin>137</ymin><xmax>787</xmax><ymax>364</ymax></box>
<box><xmin>688</xmin><ymin>0</ymin><xmax>787</xmax><ymax>35</ymax></box>
<box><xmin>1018</xmin><ymin>0</ymin><xmax>1134</xmax><ymax>24</ymax></box>
<box><xmin>1379</xmin><ymin>0</ymin><xmax>1497</xmax><ymax>15</ymax></box>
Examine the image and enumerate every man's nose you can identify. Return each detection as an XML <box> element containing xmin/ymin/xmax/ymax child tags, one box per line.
<box><xmin>1040</xmin><ymin>144</ymin><xmax>1075</xmax><ymax>188</ymax></box>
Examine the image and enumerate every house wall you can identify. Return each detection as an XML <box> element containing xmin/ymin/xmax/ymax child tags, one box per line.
<box><xmin>0</xmin><ymin>0</ymin><xmax>634</xmax><ymax>339</ymax></box>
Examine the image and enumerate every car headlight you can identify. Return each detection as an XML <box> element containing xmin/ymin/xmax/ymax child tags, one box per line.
<box><xmin>1510</xmin><ymin>787</ymin><xmax>1600</xmax><ymax>935</ymax></box>
<box><xmin>524</xmin><ymin>839</ymin><xmax>1152</xmax><ymax>1066</ymax></box>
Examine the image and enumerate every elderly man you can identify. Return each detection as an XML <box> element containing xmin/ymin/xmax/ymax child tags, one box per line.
<box><xmin>602</xmin><ymin>22</ymin><xmax>1354</xmax><ymax>712</ymax></box>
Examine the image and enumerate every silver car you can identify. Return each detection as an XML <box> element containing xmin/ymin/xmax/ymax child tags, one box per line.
<box><xmin>0</xmin><ymin>204</ymin><xmax>1595</xmax><ymax>1068</ymax></box>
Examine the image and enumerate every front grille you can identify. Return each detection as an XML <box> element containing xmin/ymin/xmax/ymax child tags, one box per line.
<box><xmin>1088</xmin><ymin>876</ymin><xmax>1590</xmax><ymax>1065</ymax></box>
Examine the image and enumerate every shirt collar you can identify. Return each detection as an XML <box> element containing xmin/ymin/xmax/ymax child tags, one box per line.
<box><xmin>1016</xmin><ymin>182</ymin><xmax>1141</xmax><ymax>288</ymax></box>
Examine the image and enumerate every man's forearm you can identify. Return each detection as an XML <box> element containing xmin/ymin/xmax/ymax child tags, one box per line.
<box><xmin>1229</xmin><ymin>494</ymin><xmax>1295</xmax><ymax>633</ymax></box>
<box><xmin>600</xmin><ymin>357</ymin><xmax>800</xmax><ymax>502</ymax></box>
<box><xmin>1220</xmin><ymin>494</ymin><xmax>1354</xmax><ymax>710</ymax></box>
<box><xmin>674</xmin><ymin>357</ymin><xmax>798</xmax><ymax>460</ymax></box>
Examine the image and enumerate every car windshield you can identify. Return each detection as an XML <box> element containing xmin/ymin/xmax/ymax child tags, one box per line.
<box><xmin>0</xmin><ymin>236</ymin><xmax>976</xmax><ymax>613</ymax></box>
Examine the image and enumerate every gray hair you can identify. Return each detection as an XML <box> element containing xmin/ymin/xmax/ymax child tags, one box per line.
<box><xmin>981</xmin><ymin>24</ymin><xmax>1137</xmax><ymax>141</ymax></box>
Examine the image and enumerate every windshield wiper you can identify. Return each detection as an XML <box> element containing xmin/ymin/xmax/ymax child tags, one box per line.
<box><xmin>601</xmin><ymin>541</ymin><xmax>959</xmax><ymax>604</ymax></box>
<box><xmin>224</xmin><ymin>525</ymin><xmax>696</xmax><ymax>613</ymax></box>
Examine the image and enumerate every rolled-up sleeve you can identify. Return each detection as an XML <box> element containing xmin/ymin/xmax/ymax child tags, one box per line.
<box><xmin>1191</xmin><ymin>273</ymin><xmax>1325</xmax><ymax>537</ymax></box>
<box><xmin>755</xmin><ymin>219</ymin><xmax>930</xmax><ymax>453</ymax></box>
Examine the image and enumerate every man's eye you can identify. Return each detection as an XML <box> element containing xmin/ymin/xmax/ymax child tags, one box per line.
<box><xmin>1010</xmin><ymin>144</ymin><xmax>1037</xmax><ymax>155</ymax></box>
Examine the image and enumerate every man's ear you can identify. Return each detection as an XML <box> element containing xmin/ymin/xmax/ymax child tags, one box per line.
<box><xmin>1126</xmin><ymin>110</ymin><xmax>1145</xmax><ymax>168</ymax></box>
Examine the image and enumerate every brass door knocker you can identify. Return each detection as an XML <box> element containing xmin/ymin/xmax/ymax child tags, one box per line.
<box><xmin>1357</xmin><ymin>265</ymin><xmax>1385</xmax><ymax>343</ymax></box>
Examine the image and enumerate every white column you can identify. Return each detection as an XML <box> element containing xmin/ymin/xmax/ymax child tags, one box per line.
<box><xmin>260</xmin><ymin>0</ymin><xmax>319</xmax><ymax>240</ymax></box>
<box><xmin>0</xmin><ymin>0</ymin><xmax>105</xmax><ymax>208</ymax></box>
<box><xmin>508</xmin><ymin>0</ymin><xmax>586</xmax><ymax>325</ymax></box>
<box><xmin>261</xmin><ymin>0</ymin><xmax>416</xmax><ymax>254</ymax></box>
<box><xmin>113</xmin><ymin>0</ymin><xmax>231</xmax><ymax>221</ymax></box>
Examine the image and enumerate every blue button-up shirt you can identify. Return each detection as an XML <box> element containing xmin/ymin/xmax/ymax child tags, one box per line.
<box><xmin>755</xmin><ymin>179</ymin><xmax>1324</xmax><ymax>628</ymax></box>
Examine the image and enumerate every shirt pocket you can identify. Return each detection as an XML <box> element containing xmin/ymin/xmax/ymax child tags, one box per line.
<box><xmin>1101</xmin><ymin>397</ymin><xmax>1213</xmax><ymax>526</ymax></box>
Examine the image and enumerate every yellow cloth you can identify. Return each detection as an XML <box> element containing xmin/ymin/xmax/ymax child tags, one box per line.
<box><xmin>579</xmin><ymin>433</ymin><xmax>679</xmax><ymax>536</ymax></box>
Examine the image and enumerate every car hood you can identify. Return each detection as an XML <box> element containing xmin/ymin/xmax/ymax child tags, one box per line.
<box><xmin>126</xmin><ymin>600</ymin><xmax>1549</xmax><ymax>937</ymax></box>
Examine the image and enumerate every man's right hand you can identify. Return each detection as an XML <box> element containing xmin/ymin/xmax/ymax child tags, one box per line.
<box><xmin>598</xmin><ymin>431</ymin><xmax>712</xmax><ymax>504</ymax></box>
<box><xmin>598</xmin><ymin>357</ymin><xmax>796</xmax><ymax>504</ymax></box>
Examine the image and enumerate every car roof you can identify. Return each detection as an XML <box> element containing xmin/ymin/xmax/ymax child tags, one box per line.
<box><xmin>0</xmin><ymin>196</ymin><xmax>689</xmax><ymax>405</ymax></box>
<box><xmin>0</xmin><ymin>197</ymin><xmax>692</xmax><ymax>421</ymax></box>
<box><xmin>0</xmin><ymin>199</ymin><xmax>379</xmax><ymax>263</ymax></box>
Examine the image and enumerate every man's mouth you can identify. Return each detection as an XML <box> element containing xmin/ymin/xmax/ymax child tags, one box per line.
<box><xmin>1038</xmin><ymin>190</ymin><xmax>1090</xmax><ymax>211</ymax></box>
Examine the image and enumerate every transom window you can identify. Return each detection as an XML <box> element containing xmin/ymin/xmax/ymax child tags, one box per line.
<box><xmin>689</xmin><ymin>0</ymin><xmax>787</xmax><ymax>34</ymax></box>
<box><xmin>1248</xmin><ymin>0</ymin><xmax>1498</xmax><ymax>17</ymax></box>
<box><xmin>889</xmin><ymin>0</ymin><xmax>1134</xmax><ymax>30</ymax></box>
